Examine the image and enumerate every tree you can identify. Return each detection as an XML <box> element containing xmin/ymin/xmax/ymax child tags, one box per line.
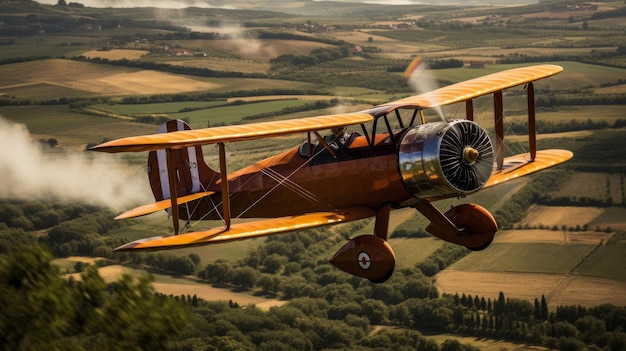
<box><xmin>541</xmin><ymin>295</ymin><xmax>549</xmax><ymax>321</ymax></box>
<box><xmin>0</xmin><ymin>245</ymin><xmax>73</xmax><ymax>349</ymax></box>
<box><xmin>0</xmin><ymin>245</ymin><xmax>188</xmax><ymax>350</ymax></box>
<box><xmin>231</xmin><ymin>266</ymin><xmax>258</xmax><ymax>289</ymax></box>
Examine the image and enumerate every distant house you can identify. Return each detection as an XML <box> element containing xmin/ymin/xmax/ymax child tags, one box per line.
<box><xmin>469</xmin><ymin>61</ymin><xmax>486</xmax><ymax>68</ymax></box>
<box><xmin>82</xmin><ymin>24</ymin><xmax>101</xmax><ymax>31</ymax></box>
<box><xmin>170</xmin><ymin>48</ymin><xmax>191</xmax><ymax>56</ymax></box>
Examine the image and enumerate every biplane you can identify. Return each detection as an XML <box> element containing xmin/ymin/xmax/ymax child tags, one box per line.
<box><xmin>91</xmin><ymin>64</ymin><xmax>572</xmax><ymax>282</ymax></box>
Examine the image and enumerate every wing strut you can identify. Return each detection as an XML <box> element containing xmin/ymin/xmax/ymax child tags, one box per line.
<box><xmin>374</xmin><ymin>204</ymin><xmax>391</xmax><ymax>241</ymax></box>
<box><xmin>413</xmin><ymin>200</ymin><xmax>459</xmax><ymax>237</ymax></box>
<box><xmin>527</xmin><ymin>82</ymin><xmax>537</xmax><ymax>161</ymax></box>
<box><xmin>218</xmin><ymin>143</ymin><xmax>231</xmax><ymax>229</ymax></box>
<box><xmin>465</xmin><ymin>99</ymin><xmax>474</xmax><ymax>121</ymax></box>
<box><xmin>165</xmin><ymin>148</ymin><xmax>180</xmax><ymax>235</ymax></box>
<box><xmin>494</xmin><ymin>91</ymin><xmax>504</xmax><ymax>170</ymax></box>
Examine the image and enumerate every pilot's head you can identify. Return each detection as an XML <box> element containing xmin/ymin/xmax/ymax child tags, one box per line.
<box><xmin>331</xmin><ymin>126</ymin><xmax>347</xmax><ymax>137</ymax></box>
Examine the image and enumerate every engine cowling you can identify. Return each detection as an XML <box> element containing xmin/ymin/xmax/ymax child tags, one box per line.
<box><xmin>398</xmin><ymin>120</ymin><xmax>494</xmax><ymax>199</ymax></box>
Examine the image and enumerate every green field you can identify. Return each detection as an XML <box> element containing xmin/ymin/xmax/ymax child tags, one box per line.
<box><xmin>450</xmin><ymin>242</ymin><xmax>595</xmax><ymax>274</ymax></box>
<box><xmin>575</xmin><ymin>245</ymin><xmax>626</xmax><ymax>280</ymax></box>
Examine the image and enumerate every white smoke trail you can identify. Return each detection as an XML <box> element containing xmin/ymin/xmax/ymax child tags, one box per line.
<box><xmin>405</xmin><ymin>58</ymin><xmax>445</xmax><ymax>121</ymax></box>
<box><xmin>0</xmin><ymin>117</ymin><xmax>153</xmax><ymax>210</ymax></box>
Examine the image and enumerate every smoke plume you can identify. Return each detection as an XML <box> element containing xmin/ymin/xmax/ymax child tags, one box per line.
<box><xmin>0</xmin><ymin>117</ymin><xmax>152</xmax><ymax>210</ymax></box>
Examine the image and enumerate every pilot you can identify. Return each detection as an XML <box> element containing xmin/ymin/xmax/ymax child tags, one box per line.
<box><xmin>325</xmin><ymin>126</ymin><xmax>351</xmax><ymax>151</ymax></box>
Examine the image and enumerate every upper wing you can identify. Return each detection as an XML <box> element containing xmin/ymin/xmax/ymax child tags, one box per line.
<box><xmin>91</xmin><ymin>65</ymin><xmax>562</xmax><ymax>154</ymax></box>
<box><xmin>91</xmin><ymin>112</ymin><xmax>373</xmax><ymax>153</ymax></box>
<box><xmin>384</xmin><ymin>64</ymin><xmax>563</xmax><ymax>109</ymax></box>
<box><xmin>113</xmin><ymin>207</ymin><xmax>376</xmax><ymax>251</ymax></box>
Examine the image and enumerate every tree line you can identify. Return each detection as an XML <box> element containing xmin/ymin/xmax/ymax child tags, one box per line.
<box><xmin>1</xmin><ymin>190</ymin><xmax>626</xmax><ymax>349</ymax></box>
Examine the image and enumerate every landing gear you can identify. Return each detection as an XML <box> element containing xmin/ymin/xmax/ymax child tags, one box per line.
<box><xmin>330</xmin><ymin>205</ymin><xmax>396</xmax><ymax>283</ymax></box>
<box><xmin>330</xmin><ymin>235</ymin><xmax>396</xmax><ymax>283</ymax></box>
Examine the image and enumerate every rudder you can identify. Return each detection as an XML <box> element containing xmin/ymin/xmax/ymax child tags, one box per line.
<box><xmin>147</xmin><ymin>120</ymin><xmax>218</xmax><ymax>201</ymax></box>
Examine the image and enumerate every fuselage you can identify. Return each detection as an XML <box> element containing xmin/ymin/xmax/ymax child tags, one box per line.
<box><xmin>190</xmin><ymin>133</ymin><xmax>417</xmax><ymax>220</ymax></box>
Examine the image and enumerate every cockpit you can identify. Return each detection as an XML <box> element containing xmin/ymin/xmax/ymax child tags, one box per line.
<box><xmin>298</xmin><ymin>106</ymin><xmax>426</xmax><ymax>163</ymax></box>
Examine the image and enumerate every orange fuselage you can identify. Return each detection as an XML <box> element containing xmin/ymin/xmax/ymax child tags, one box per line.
<box><xmin>190</xmin><ymin>141</ymin><xmax>416</xmax><ymax>220</ymax></box>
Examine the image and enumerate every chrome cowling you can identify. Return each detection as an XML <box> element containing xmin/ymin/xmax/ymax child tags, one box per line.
<box><xmin>398</xmin><ymin>120</ymin><xmax>494</xmax><ymax>199</ymax></box>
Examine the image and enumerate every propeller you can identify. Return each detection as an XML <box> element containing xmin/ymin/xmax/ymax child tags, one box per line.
<box><xmin>404</xmin><ymin>57</ymin><xmax>445</xmax><ymax>121</ymax></box>
<box><xmin>439</xmin><ymin>120</ymin><xmax>494</xmax><ymax>192</ymax></box>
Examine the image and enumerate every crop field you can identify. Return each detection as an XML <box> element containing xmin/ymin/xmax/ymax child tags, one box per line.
<box><xmin>589</xmin><ymin>207</ymin><xmax>626</xmax><ymax>231</ymax></box>
<box><xmin>436</xmin><ymin>270</ymin><xmax>626</xmax><ymax>308</ymax></box>
<box><xmin>518</xmin><ymin>205</ymin><xmax>605</xmax><ymax>229</ymax></box>
<box><xmin>163</xmin><ymin>57</ymin><xmax>271</xmax><ymax>74</ymax></box>
<box><xmin>553</xmin><ymin>172</ymin><xmax>624</xmax><ymax>204</ymax></box>
<box><xmin>576</xmin><ymin>245</ymin><xmax>626</xmax><ymax>280</ymax></box>
<box><xmin>495</xmin><ymin>229</ymin><xmax>612</xmax><ymax>245</ymax></box>
<box><xmin>391</xmin><ymin>237</ymin><xmax>444</xmax><ymax>268</ymax></box>
<box><xmin>0</xmin><ymin>59</ymin><xmax>220</xmax><ymax>97</ymax></box>
<box><xmin>81</xmin><ymin>49</ymin><xmax>149</xmax><ymax>60</ymax></box>
<box><xmin>90</xmin><ymin>101</ymin><xmax>227</xmax><ymax>115</ymax></box>
<box><xmin>436</xmin><ymin>223</ymin><xmax>626</xmax><ymax>307</ymax></box>
<box><xmin>1</xmin><ymin>82</ymin><xmax>97</xmax><ymax>100</ymax></box>
<box><xmin>450</xmin><ymin>242</ymin><xmax>594</xmax><ymax>274</ymax></box>
<box><xmin>170</xmin><ymin>99</ymin><xmax>317</xmax><ymax>127</ymax></box>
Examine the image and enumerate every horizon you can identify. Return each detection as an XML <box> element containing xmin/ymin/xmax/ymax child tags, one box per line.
<box><xmin>33</xmin><ymin>0</ymin><xmax>538</xmax><ymax>9</ymax></box>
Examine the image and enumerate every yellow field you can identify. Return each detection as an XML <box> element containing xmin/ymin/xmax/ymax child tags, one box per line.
<box><xmin>0</xmin><ymin>59</ymin><xmax>219</xmax><ymax>96</ymax></box>
<box><xmin>427</xmin><ymin>333</ymin><xmax>549</xmax><ymax>351</ymax></box>
<box><xmin>518</xmin><ymin>205</ymin><xmax>604</xmax><ymax>229</ymax></box>
<box><xmin>163</xmin><ymin>57</ymin><xmax>271</xmax><ymax>74</ymax></box>
<box><xmin>436</xmin><ymin>270</ymin><xmax>626</xmax><ymax>308</ymax></box>
<box><xmin>81</xmin><ymin>49</ymin><xmax>149</xmax><ymax>60</ymax></box>
<box><xmin>495</xmin><ymin>229</ymin><xmax>612</xmax><ymax>245</ymax></box>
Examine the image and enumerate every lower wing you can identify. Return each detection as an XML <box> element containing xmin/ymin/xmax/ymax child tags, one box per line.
<box><xmin>114</xmin><ymin>207</ymin><xmax>376</xmax><ymax>251</ymax></box>
<box><xmin>484</xmin><ymin>149</ymin><xmax>573</xmax><ymax>188</ymax></box>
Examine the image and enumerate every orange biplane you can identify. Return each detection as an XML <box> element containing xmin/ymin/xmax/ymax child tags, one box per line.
<box><xmin>91</xmin><ymin>64</ymin><xmax>572</xmax><ymax>282</ymax></box>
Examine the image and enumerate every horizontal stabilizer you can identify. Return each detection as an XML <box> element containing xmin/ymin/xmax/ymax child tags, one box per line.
<box><xmin>484</xmin><ymin>149</ymin><xmax>573</xmax><ymax>188</ymax></box>
<box><xmin>115</xmin><ymin>191</ymin><xmax>215</xmax><ymax>220</ymax></box>
<box><xmin>114</xmin><ymin>207</ymin><xmax>376</xmax><ymax>251</ymax></box>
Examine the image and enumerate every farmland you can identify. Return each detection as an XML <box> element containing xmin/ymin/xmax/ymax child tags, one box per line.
<box><xmin>1</xmin><ymin>0</ymin><xmax>626</xmax><ymax>349</ymax></box>
<box><xmin>0</xmin><ymin>0</ymin><xmax>623</xmax><ymax>295</ymax></box>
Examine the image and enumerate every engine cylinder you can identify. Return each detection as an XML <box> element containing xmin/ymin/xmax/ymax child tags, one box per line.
<box><xmin>398</xmin><ymin>120</ymin><xmax>494</xmax><ymax>199</ymax></box>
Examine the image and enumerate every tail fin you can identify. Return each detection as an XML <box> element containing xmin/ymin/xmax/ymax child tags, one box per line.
<box><xmin>147</xmin><ymin>120</ymin><xmax>219</xmax><ymax>201</ymax></box>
